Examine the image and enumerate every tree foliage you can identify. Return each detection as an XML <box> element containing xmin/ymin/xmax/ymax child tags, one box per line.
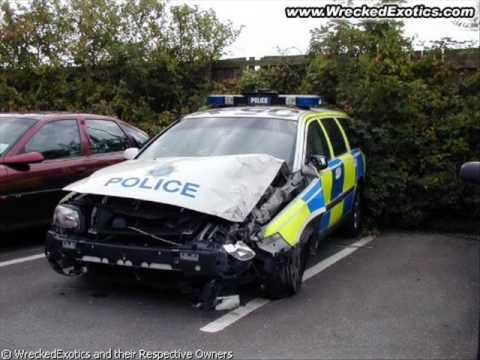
<box><xmin>235</xmin><ymin>20</ymin><xmax>480</xmax><ymax>228</ymax></box>
<box><xmin>0</xmin><ymin>0</ymin><xmax>240</xmax><ymax>132</ymax></box>
<box><xmin>0</xmin><ymin>1</ymin><xmax>478</xmax><ymax>228</ymax></box>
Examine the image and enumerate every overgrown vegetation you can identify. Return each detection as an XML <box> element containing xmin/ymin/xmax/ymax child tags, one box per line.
<box><xmin>234</xmin><ymin>20</ymin><xmax>480</xmax><ymax>228</ymax></box>
<box><xmin>0</xmin><ymin>0</ymin><xmax>478</xmax><ymax>228</ymax></box>
<box><xmin>0</xmin><ymin>0</ymin><xmax>240</xmax><ymax>133</ymax></box>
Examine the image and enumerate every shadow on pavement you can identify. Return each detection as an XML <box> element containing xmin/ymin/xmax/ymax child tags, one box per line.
<box><xmin>0</xmin><ymin>226</ymin><xmax>48</xmax><ymax>251</ymax></box>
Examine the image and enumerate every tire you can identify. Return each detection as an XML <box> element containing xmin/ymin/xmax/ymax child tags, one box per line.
<box><xmin>343</xmin><ymin>187</ymin><xmax>363</xmax><ymax>238</ymax></box>
<box><xmin>264</xmin><ymin>242</ymin><xmax>307</xmax><ymax>299</ymax></box>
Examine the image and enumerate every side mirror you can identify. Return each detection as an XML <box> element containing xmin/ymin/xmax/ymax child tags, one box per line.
<box><xmin>123</xmin><ymin>147</ymin><xmax>139</xmax><ymax>160</ymax></box>
<box><xmin>460</xmin><ymin>162</ymin><xmax>480</xmax><ymax>185</ymax></box>
<box><xmin>1</xmin><ymin>152</ymin><xmax>44</xmax><ymax>166</ymax></box>
<box><xmin>301</xmin><ymin>155</ymin><xmax>328</xmax><ymax>177</ymax></box>
<box><xmin>310</xmin><ymin>155</ymin><xmax>328</xmax><ymax>170</ymax></box>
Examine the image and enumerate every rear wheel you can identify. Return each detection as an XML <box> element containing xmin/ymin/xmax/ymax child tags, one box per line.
<box><xmin>343</xmin><ymin>187</ymin><xmax>363</xmax><ymax>237</ymax></box>
<box><xmin>263</xmin><ymin>242</ymin><xmax>307</xmax><ymax>299</ymax></box>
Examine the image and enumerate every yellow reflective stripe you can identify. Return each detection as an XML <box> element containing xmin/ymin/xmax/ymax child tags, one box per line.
<box><xmin>340</xmin><ymin>153</ymin><xmax>356</xmax><ymax>191</ymax></box>
<box><xmin>329</xmin><ymin>201</ymin><xmax>344</xmax><ymax>227</ymax></box>
<box><xmin>262</xmin><ymin>198</ymin><xmax>310</xmax><ymax>242</ymax></box>
<box><xmin>315</xmin><ymin>111</ymin><xmax>347</xmax><ymax>119</ymax></box>
<box><xmin>278</xmin><ymin>200</ymin><xmax>311</xmax><ymax>245</ymax></box>
<box><xmin>303</xmin><ymin>114</ymin><xmax>318</xmax><ymax>123</ymax></box>
<box><xmin>317</xmin><ymin>119</ymin><xmax>334</xmax><ymax>159</ymax></box>
<box><xmin>303</xmin><ymin>114</ymin><xmax>335</xmax><ymax>159</ymax></box>
<box><xmin>320</xmin><ymin>169</ymin><xmax>333</xmax><ymax>204</ymax></box>
<box><xmin>262</xmin><ymin>223</ymin><xmax>279</xmax><ymax>239</ymax></box>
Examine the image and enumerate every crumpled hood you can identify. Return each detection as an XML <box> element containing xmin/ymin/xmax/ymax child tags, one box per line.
<box><xmin>64</xmin><ymin>154</ymin><xmax>284</xmax><ymax>222</ymax></box>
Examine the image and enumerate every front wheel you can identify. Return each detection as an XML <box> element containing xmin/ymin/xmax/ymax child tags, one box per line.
<box><xmin>263</xmin><ymin>243</ymin><xmax>307</xmax><ymax>299</ymax></box>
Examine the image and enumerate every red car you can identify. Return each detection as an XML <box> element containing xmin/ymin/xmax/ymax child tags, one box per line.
<box><xmin>0</xmin><ymin>113</ymin><xmax>149</xmax><ymax>231</ymax></box>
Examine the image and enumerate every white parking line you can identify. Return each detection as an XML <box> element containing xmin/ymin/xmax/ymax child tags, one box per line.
<box><xmin>303</xmin><ymin>236</ymin><xmax>374</xmax><ymax>281</ymax></box>
<box><xmin>0</xmin><ymin>253</ymin><xmax>45</xmax><ymax>268</ymax></box>
<box><xmin>200</xmin><ymin>235</ymin><xmax>374</xmax><ymax>333</ymax></box>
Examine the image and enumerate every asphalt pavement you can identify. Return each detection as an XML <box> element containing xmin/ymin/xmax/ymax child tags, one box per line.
<box><xmin>0</xmin><ymin>231</ymin><xmax>478</xmax><ymax>359</ymax></box>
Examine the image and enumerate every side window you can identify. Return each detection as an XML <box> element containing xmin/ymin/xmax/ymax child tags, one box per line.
<box><xmin>25</xmin><ymin>120</ymin><xmax>81</xmax><ymax>160</ymax></box>
<box><xmin>86</xmin><ymin>120</ymin><xmax>129</xmax><ymax>154</ymax></box>
<box><xmin>321</xmin><ymin>118</ymin><xmax>348</xmax><ymax>157</ymax></box>
<box><xmin>305</xmin><ymin>120</ymin><xmax>330</xmax><ymax>162</ymax></box>
<box><xmin>337</xmin><ymin>117</ymin><xmax>358</xmax><ymax>149</ymax></box>
<box><xmin>121</xmin><ymin>124</ymin><xmax>149</xmax><ymax>148</ymax></box>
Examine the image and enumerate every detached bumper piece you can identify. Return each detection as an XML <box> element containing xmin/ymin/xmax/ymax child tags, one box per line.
<box><xmin>45</xmin><ymin>231</ymin><xmax>251</xmax><ymax>279</ymax></box>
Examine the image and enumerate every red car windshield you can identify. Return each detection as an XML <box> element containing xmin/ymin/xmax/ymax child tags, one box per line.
<box><xmin>0</xmin><ymin>117</ymin><xmax>37</xmax><ymax>156</ymax></box>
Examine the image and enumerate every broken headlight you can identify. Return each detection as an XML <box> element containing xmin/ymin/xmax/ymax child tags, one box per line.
<box><xmin>223</xmin><ymin>241</ymin><xmax>256</xmax><ymax>261</ymax></box>
<box><xmin>53</xmin><ymin>205</ymin><xmax>82</xmax><ymax>231</ymax></box>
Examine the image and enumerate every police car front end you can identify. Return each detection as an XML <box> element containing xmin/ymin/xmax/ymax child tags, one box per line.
<box><xmin>46</xmin><ymin>146</ymin><xmax>299</xmax><ymax>280</ymax></box>
<box><xmin>45</xmin><ymin>92</ymin><xmax>341</xmax><ymax>302</ymax></box>
<box><xmin>45</xmin><ymin>155</ymin><xmax>301</xmax><ymax>282</ymax></box>
<box><xmin>47</xmin><ymin>195</ymin><xmax>255</xmax><ymax>280</ymax></box>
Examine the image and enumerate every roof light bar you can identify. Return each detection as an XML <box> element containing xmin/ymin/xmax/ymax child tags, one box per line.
<box><xmin>207</xmin><ymin>93</ymin><xmax>322</xmax><ymax>109</ymax></box>
<box><xmin>283</xmin><ymin>95</ymin><xmax>322</xmax><ymax>108</ymax></box>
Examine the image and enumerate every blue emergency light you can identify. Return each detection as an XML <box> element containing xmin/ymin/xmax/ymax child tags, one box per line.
<box><xmin>207</xmin><ymin>93</ymin><xmax>322</xmax><ymax>109</ymax></box>
<box><xmin>207</xmin><ymin>95</ymin><xmax>227</xmax><ymax>106</ymax></box>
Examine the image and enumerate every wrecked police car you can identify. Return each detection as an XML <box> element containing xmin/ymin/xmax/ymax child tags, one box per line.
<box><xmin>45</xmin><ymin>93</ymin><xmax>366</xmax><ymax>303</ymax></box>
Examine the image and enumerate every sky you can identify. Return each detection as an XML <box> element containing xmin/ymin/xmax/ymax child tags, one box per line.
<box><xmin>170</xmin><ymin>0</ymin><xmax>480</xmax><ymax>59</ymax></box>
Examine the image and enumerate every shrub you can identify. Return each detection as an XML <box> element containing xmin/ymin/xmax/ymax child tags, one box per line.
<box><xmin>0</xmin><ymin>0</ymin><xmax>240</xmax><ymax>134</ymax></box>
<box><xmin>234</xmin><ymin>20</ymin><xmax>480</xmax><ymax>228</ymax></box>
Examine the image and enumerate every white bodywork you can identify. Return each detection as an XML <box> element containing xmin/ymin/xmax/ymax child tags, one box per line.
<box><xmin>65</xmin><ymin>154</ymin><xmax>284</xmax><ymax>223</ymax></box>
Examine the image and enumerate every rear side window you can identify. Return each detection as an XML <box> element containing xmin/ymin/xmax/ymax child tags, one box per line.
<box><xmin>121</xmin><ymin>124</ymin><xmax>149</xmax><ymax>148</ymax></box>
<box><xmin>25</xmin><ymin>120</ymin><xmax>81</xmax><ymax>160</ymax></box>
<box><xmin>306</xmin><ymin>120</ymin><xmax>330</xmax><ymax>161</ymax></box>
<box><xmin>86</xmin><ymin>120</ymin><xmax>129</xmax><ymax>154</ymax></box>
<box><xmin>321</xmin><ymin>118</ymin><xmax>348</xmax><ymax>157</ymax></box>
<box><xmin>336</xmin><ymin>118</ymin><xmax>358</xmax><ymax>149</ymax></box>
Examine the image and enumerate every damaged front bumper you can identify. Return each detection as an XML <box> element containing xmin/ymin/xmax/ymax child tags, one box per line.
<box><xmin>45</xmin><ymin>161</ymin><xmax>305</xmax><ymax>286</ymax></box>
<box><xmin>45</xmin><ymin>230</ymin><xmax>253</xmax><ymax>279</ymax></box>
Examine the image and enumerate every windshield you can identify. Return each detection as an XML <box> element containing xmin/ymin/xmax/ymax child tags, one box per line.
<box><xmin>140</xmin><ymin>117</ymin><xmax>298</xmax><ymax>167</ymax></box>
<box><xmin>0</xmin><ymin>117</ymin><xmax>37</xmax><ymax>156</ymax></box>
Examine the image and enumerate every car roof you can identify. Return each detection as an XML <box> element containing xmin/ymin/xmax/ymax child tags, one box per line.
<box><xmin>184</xmin><ymin>106</ymin><xmax>347</xmax><ymax>121</ymax></box>
<box><xmin>0</xmin><ymin>112</ymin><xmax>118</xmax><ymax>122</ymax></box>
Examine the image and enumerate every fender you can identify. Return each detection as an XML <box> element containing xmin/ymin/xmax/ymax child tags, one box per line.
<box><xmin>260</xmin><ymin>178</ymin><xmax>328</xmax><ymax>250</ymax></box>
<box><xmin>259</xmin><ymin>148</ymin><xmax>365</xmax><ymax>254</ymax></box>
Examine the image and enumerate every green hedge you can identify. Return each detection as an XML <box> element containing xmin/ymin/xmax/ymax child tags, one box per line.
<box><xmin>1</xmin><ymin>1</ymin><xmax>478</xmax><ymax>228</ymax></box>
<box><xmin>0</xmin><ymin>0</ymin><xmax>240</xmax><ymax>133</ymax></box>
<box><xmin>231</xmin><ymin>21</ymin><xmax>480</xmax><ymax>228</ymax></box>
